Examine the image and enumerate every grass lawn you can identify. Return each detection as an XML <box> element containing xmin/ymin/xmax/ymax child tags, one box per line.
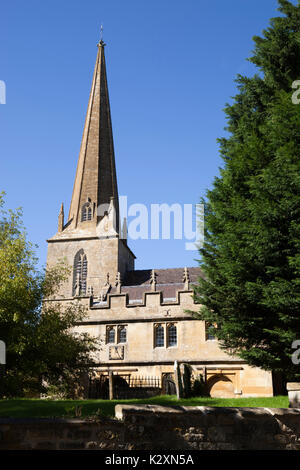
<box><xmin>0</xmin><ymin>395</ymin><xmax>289</xmax><ymax>419</ymax></box>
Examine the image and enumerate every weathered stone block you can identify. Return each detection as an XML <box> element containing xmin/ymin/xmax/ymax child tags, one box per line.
<box><xmin>287</xmin><ymin>383</ymin><xmax>300</xmax><ymax>408</ymax></box>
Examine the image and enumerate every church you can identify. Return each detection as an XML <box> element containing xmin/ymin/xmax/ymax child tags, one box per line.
<box><xmin>46</xmin><ymin>37</ymin><xmax>273</xmax><ymax>398</ymax></box>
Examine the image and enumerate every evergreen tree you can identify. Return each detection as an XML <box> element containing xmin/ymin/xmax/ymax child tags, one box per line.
<box><xmin>193</xmin><ymin>0</ymin><xmax>300</xmax><ymax>381</ymax></box>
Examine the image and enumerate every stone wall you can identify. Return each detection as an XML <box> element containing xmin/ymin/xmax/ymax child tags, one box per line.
<box><xmin>116</xmin><ymin>405</ymin><xmax>300</xmax><ymax>450</ymax></box>
<box><xmin>0</xmin><ymin>405</ymin><xmax>299</xmax><ymax>450</ymax></box>
<box><xmin>0</xmin><ymin>416</ymin><xmax>124</xmax><ymax>451</ymax></box>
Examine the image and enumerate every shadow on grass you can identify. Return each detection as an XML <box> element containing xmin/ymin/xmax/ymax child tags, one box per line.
<box><xmin>0</xmin><ymin>395</ymin><xmax>289</xmax><ymax>419</ymax></box>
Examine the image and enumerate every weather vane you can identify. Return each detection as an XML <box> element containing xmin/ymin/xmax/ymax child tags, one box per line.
<box><xmin>98</xmin><ymin>24</ymin><xmax>106</xmax><ymax>47</ymax></box>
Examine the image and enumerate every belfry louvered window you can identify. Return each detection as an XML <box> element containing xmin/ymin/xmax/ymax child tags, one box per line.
<box><xmin>81</xmin><ymin>203</ymin><xmax>92</xmax><ymax>222</ymax></box>
<box><xmin>73</xmin><ymin>250</ymin><xmax>88</xmax><ymax>295</ymax></box>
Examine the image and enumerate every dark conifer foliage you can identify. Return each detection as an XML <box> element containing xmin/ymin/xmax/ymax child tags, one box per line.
<box><xmin>193</xmin><ymin>0</ymin><xmax>300</xmax><ymax>380</ymax></box>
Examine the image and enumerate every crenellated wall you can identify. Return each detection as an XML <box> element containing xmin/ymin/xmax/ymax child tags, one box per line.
<box><xmin>45</xmin><ymin>288</ymin><xmax>274</xmax><ymax>398</ymax></box>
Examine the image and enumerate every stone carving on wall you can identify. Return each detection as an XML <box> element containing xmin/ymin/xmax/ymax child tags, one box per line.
<box><xmin>109</xmin><ymin>345</ymin><xmax>124</xmax><ymax>360</ymax></box>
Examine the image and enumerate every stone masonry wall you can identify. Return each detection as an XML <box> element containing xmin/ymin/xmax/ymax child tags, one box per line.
<box><xmin>0</xmin><ymin>405</ymin><xmax>299</xmax><ymax>450</ymax></box>
<box><xmin>116</xmin><ymin>405</ymin><xmax>300</xmax><ymax>450</ymax></box>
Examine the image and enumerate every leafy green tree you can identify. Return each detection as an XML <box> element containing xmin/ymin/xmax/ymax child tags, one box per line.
<box><xmin>193</xmin><ymin>0</ymin><xmax>300</xmax><ymax>382</ymax></box>
<box><xmin>0</xmin><ymin>193</ymin><xmax>98</xmax><ymax>397</ymax></box>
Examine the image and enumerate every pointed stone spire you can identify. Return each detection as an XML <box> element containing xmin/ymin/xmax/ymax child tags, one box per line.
<box><xmin>58</xmin><ymin>203</ymin><xmax>64</xmax><ymax>232</ymax></box>
<box><xmin>68</xmin><ymin>38</ymin><xmax>119</xmax><ymax>232</ymax></box>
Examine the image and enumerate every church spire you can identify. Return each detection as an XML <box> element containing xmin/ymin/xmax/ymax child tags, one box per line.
<box><xmin>68</xmin><ymin>37</ymin><xmax>119</xmax><ymax>232</ymax></box>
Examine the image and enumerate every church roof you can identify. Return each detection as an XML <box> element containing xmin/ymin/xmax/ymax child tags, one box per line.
<box><xmin>111</xmin><ymin>267</ymin><xmax>204</xmax><ymax>303</ymax></box>
<box><xmin>123</xmin><ymin>267</ymin><xmax>204</xmax><ymax>286</ymax></box>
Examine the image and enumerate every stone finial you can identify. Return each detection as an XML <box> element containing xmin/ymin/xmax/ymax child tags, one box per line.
<box><xmin>183</xmin><ymin>267</ymin><xmax>190</xmax><ymax>290</ymax></box>
<box><xmin>150</xmin><ymin>269</ymin><xmax>157</xmax><ymax>291</ymax></box>
<box><xmin>115</xmin><ymin>272</ymin><xmax>122</xmax><ymax>294</ymax></box>
<box><xmin>98</xmin><ymin>273</ymin><xmax>111</xmax><ymax>301</ymax></box>
<box><xmin>58</xmin><ymin>202</ymin><xmax>64</xmax><ymax>232</ymax></box>
<box><xmin>105</xmin><ymin>273</ymin><xmax>110</xmax><ymax>287</ymax></box>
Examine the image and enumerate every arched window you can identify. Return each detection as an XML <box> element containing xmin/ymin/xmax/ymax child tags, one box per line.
<box><xmin>118</xmin><ymin>326</ymin><xmax>127</xmax><ymax>343</ymax></box>
<box><xmin>73</xmin><ymin>249</ymin><xmax>88</xmax><ymax>296</ymax></box>
<box><xmin>81</xmin><ymin>202</ymin><xmax>92</xmax><ymax>222</ymax></box>
<box><xmin>155</xmin><ymin>324</ymin><xmax>164</xmax><ymax>347</ymax></box>
<box><xmin>167</xmin><ymin>324</ymin><xmax>177</xmax><ymax>347</ymax></box>
<box><xmin>107</xmin><ymin>327</ymin><xmax>115</xmax><ymax>344</ymax></box>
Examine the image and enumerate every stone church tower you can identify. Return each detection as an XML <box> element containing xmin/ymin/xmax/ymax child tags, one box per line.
<box><xmin>47</xmin><ymin>39</ymin><xmax>135</xmax><ymax>298</ymax></box>
<box><xmin>46</xmin><ymin>38</ymin><xmax>274</xmax><ymax>399</ymax></box>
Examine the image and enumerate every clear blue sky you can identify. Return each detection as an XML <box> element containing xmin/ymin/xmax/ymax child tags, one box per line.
<box><xmin>0</xmin><ymin>0</ymin><xmax>284</xmax><ymax>271</ymax></box>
